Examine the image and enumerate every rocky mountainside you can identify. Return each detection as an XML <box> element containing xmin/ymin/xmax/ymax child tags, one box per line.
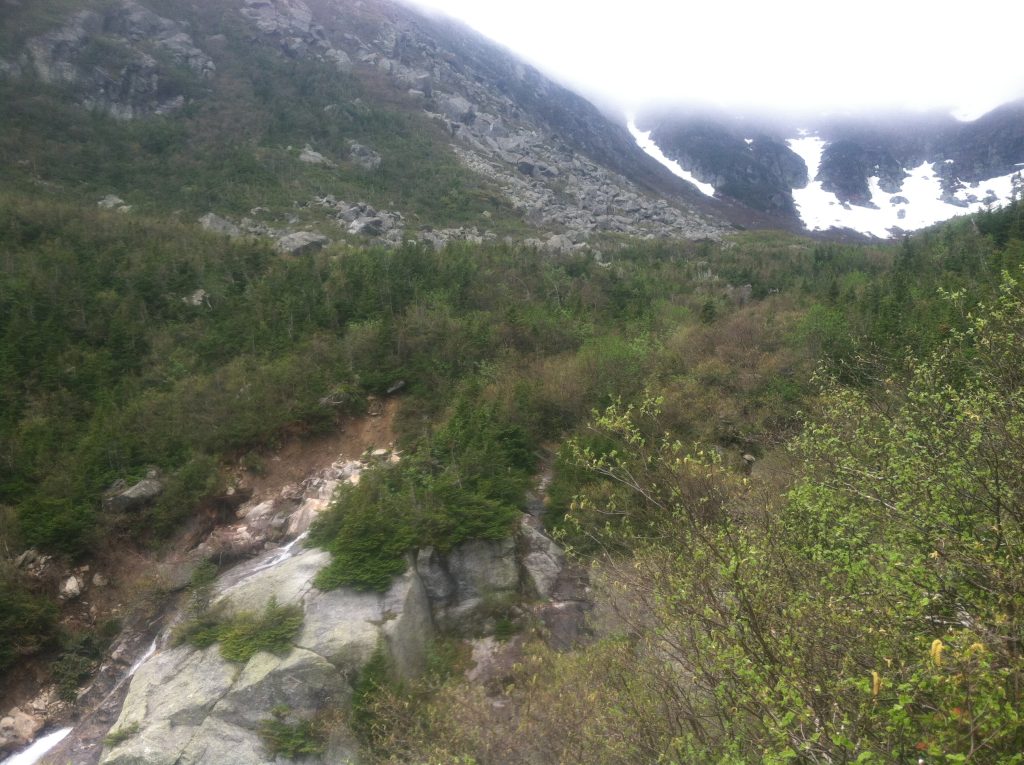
<box><xmin>0</xmin><ymin>0</ymin><xmax>731</xmax><ymax>251</ymax></box>
<box><xmin>636</xmin><ymin>103</ymin><xmax>1024</xmax><ymax>237</ymax></box>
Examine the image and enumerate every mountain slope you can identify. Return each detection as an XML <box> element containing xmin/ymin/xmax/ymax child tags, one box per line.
<box><xmin>0</xmin><ymin>0</ymin><xmax>729</xmax><ymax>248</ymax></box>
<box><xmin>637</xmin><ymin>103</ymin><xmax>1024</xmax><ymax>237</ymax></box>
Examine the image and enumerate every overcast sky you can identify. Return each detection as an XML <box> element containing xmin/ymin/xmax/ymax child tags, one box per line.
<box><xmin>406</xmin><ymin>0</ymin><xmax>1024</xmax><ymax>120</ymax></box>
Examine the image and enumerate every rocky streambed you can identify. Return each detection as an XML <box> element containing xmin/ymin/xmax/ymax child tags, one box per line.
<box><xmin>27</xmin><ymin>446</ymin><xmax>583</xmax><ymax>765</ymax></box>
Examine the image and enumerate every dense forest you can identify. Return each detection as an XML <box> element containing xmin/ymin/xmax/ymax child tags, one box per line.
<box><xmin>2</xmin><ymin>187</ymin><xmax>1023</xmax><ymax>761</ymax></box>
<box><xmin>2</xmin><ymin>0</ymin><xmax>1024</xmax><ymax>760</ymax></box>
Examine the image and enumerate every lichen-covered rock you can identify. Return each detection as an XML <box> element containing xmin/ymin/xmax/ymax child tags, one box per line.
<box><xmin>102</xmin><ymin>645</ymin><xmax>238</xmax><ymax>765</ymax></box>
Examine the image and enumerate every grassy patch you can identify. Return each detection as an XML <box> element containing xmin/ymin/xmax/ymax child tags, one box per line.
<box><xmin>173</xmin><ymin>598</ymin><xmax>303</xmax><ymax>662</ymax></box>
<box><xmin>103</xmin><ymin>722</ymin><xmax>140</xmax><ymax>748</ymax></box>
<box><xmin>259</xmin><ymin>706</ymin><xmax>327</xmax><ymax>759</ymax></box>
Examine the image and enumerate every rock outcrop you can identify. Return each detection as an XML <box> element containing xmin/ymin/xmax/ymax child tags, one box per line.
<box><xmin>102</xmin><ymin>472</ymin><xmax>164</xmax><ymax>513</ymax></box>
<box><xmin>95</xmin><ymin>441</ymin><xmax>575</xmax><ymax>765</ymax></box>
<box><xmin>235</xmin><ymin>0</ymin><xmax>727</xmax><ymax>242</ymax></box>
<box><xmin>100</xmin><ymin>544</ymin><xmax>430</xmax><ymax>765</ymax></box>
<box><xmin>8</xmin><ymin>1</ymin><xmax>213</xmax><ymax>119</ymax></box>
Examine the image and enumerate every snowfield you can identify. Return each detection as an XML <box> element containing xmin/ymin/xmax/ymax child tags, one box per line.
<box><xmin>627</xmin><ymin>118</ymin><xmax>717</xmax><ymax>197</ymax></box>
<box><xmin>787</xmin><ymin>135</ymin><xmax>1022</xmax><ymax>238</ymax></box>
<box><xmin>628</xmin><ymin>120</ymin><xmax>1021</xmax><ymax>238</ymax></box>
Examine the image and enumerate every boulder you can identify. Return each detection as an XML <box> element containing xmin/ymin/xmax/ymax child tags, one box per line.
<box><xmin>0</xmin><ymin>707</ymin><xmax>44</xmax><ymax>754</ymax></box>
<box><xmin>98</xmin><ymin>195</ymin><xmax>132</xmax><ymax>213</ymax></box>
<box><xmin>347</xmin><ymin>217</ymin><xmax>385</xmax><ymax>236</ymax></box>
<box><xmin>14</xmin><ymin>548</ymin><xmax>39</xmax><ymax>569</ymax></box>
<box><xmin>299</xmin><ymin>144</ymin><xmax>330</xmax><ymax>165</ymax></box>
<box><xmin>60</xmin><ymin>575</ymin><xmax>84</xmax><ymax>600</ymax></box>
<box><xmin>182</xmin><ymin>288</ymin><xmax>210</xmax><ymax>307</ymax></box>
<box><xmin>544</xmin><ymin>234</ymin><xmax>574</xmax><ymax>254</ymax></box>
<box><xmin>276</xmin><ymin>231</ymin><xmax>329</xmax><ymax>256</ymax></box>
<box><xmin>103</xmin><ymin>475</ymin><xmax>163</xmax><ymax>513</ymax></box>
<box><xmin>348</xmin><ymin>141</ymin><xmax>382</xmax><ymax>171</ymax></box>
<box><xmin>325</xmin><ymin>48</ymin><xmax>352</xmax><ymax>72</ymax></box>
<box><xmin>199</xmin><ymin>213</ymin><xmax>242</xmax><ymax>237</ymax></box>
<box><xmin>416</xmin><ymin>538</ymin><xmax>518</xmax><ymax>630</ymax></box>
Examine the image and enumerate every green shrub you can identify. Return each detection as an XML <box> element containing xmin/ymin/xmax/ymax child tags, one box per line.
<box><xmin>310</xmin><ymin>396</ymin><xmax>530</xmax><ymax>592</ymax></box>
<box><xmin>103</xmin><ymin>722</ymin><xmax>140</xmax><ymax>748</ymax></box>
<box><xmin>174</xmin><ymin>598</ymin><xmax>303</xmax><ymax>662</ymax></box>
<box><xmin>349</xmin><ymin>647</ymin><xmax>394</xmax><ymax>742</ymax></box>
<box><xmin>259</xmin><ymin>707</ymin><xmax>326</xmax><ymax>759</ymax></box>
<box><xmin>52</xmin><ymin>629</ymin><xmax>110</xmax><ymax>702</ymax></box>
<box><xmin>0</xmin><ymin>574</ymin><xmax>57</xmax><ymax>672</ymax></box>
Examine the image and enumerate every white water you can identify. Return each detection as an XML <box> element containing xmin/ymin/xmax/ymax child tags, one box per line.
<box><xmin>0</xmin><ymin>728</ymin><xmax>72</xmax><ymax>765</ymax></box>
<box><xmin>244</xmin><ymin>531</ymin><xmax>309</xmax><ymax>577</ymax></box>
<box><xmin>128</xmin><ymin>638</ymin><xmax>158</xmax><ymax>677</ymax></box>
<box><xmin>627</xmin><ymin>117</ymin><xmax>717</xmax><ymax>197</ymax></box>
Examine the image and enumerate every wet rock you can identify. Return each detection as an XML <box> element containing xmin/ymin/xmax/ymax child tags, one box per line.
<box><xmin>104</xmin><ymin>546</ymin><xmax>431</xmax><ymax>765</ymax></box>
<box><xmin>102</xmin><ymin>645</ymin><xmax>238</xmax><ymax>765</ymax></box>
<box><xmin>0</xmin><ymin>707</ymin><xmax>45</xmax><ymax>755</ymax></box>
<box><xmin>518</xmin><ymin>517</ymin><xmax>564</xmax><ymax>599</ymax></box>
<box><xmin>276</xmin><ymin>231</ymin><xmax>329</xmax><ymax>255</ymax></box>
<box><xmin>536</xmin><ymin>600</ymin><xmax>592</xmax><ymax>651</ymax></box>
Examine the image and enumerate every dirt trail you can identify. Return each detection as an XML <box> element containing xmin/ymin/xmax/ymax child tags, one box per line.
<box><xmin>241</xmin><ymin>397</ymin><xmax>399</xmax><ymax>503</ymax></box>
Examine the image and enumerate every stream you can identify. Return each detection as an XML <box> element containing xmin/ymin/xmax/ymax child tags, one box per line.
<box><xmin>14</xmin><ymin>457</ymin><xmax>367</xmax><ymax>765</ymax></box>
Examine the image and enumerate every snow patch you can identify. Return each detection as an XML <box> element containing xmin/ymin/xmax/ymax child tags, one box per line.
<box><xmin>627</xmin><ymin>117</ymin><xmax>716</xmax><ymax>197</ymax></box>
<box><xmin>0</xmin><ymin>728</ymin><xmax>73</xmax><ymax>765</ymax></box>
<box><xmin>787</xmin><ymin>134</ymin><xmax>1021</xmax><ymax>238</ymax></box>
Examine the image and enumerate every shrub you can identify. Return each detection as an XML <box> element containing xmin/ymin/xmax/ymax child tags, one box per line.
<box><xmin>259</xmin><ymin>707</ymin><xmax>326</xmax><ymax>759</ymax></box>
<box><xmin>174</xmin><ymin>598</ymin><xmax>303</xmax><ymax>663</ymax></box>
<box><xmin>103</xmin><ymin>722</ymin><xmax>140</xmax><ymax>748</ymax></box>
<box><xmin>0</xmin><ymin>574</ymin><xmax>57</xmax><ymax>673</ymax></box>
<box><xmin>310</xmin><ymin>395</ymin><xmax>530</xmax><ymax>592</ymax></box>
